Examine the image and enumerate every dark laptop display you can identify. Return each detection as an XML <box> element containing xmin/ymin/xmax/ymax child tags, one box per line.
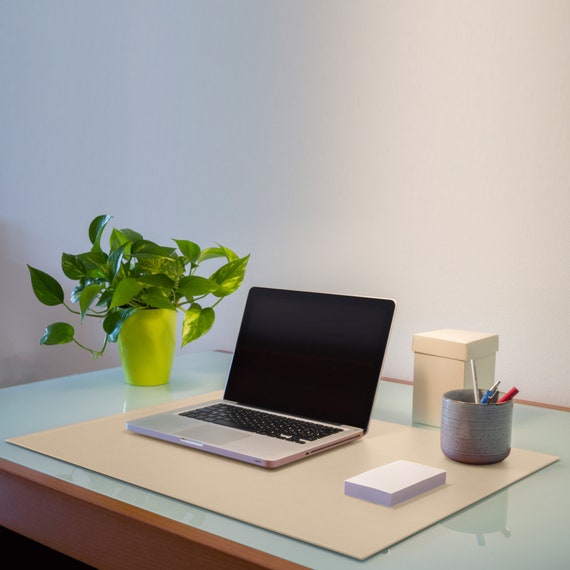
<box><xmin>224</xmin><ymin>287</ymin><xmax>395</xmax><ymax>431</ymax></box>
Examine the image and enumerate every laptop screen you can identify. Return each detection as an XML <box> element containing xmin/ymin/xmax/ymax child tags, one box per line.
<box><xmin>223</xmin><ymin>287</ymin><xmax>396</xmax><ymax>431</ymax></box>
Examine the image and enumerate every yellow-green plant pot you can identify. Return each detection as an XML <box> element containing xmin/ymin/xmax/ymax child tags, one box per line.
<box><xmin>117</xmin><ymin>309</ymin><xmax>177</xmax><ymax>386</ymax></box>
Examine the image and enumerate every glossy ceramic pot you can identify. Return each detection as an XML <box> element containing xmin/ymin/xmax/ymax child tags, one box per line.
<box><xmin>117</xmin><ymin>309</ymin><xmax>177</xmax><ymax>386</ymax></box>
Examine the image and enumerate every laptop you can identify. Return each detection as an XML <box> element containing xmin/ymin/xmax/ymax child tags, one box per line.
<box><xmin>126</xmin><ymin>287</ymin><xmax>396</xmax><ymax>468</ymax></box>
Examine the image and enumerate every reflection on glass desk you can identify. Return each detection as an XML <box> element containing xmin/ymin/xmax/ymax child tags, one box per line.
<box><xmin>1</xmin><ymin>351</ymin><xmax>569</xmax><ymax>569</ymax></box>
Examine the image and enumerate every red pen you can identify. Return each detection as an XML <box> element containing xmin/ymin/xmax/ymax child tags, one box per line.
<box><xmin>498</xmin><ymin>387</ymin><xmax>519</xmax><ymax>403</ymax></box>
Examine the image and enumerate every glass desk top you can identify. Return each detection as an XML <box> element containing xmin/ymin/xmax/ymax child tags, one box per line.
<box><xmin>1</xmin><ymin>351</ymin><xmax>568</xmax><ymax>569</ymax></box>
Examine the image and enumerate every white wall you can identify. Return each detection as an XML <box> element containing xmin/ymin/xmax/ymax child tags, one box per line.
<box><xmin>1</xmin><ymin>1</ymin><xmax>569</xmax><ymax>407</ymax></box>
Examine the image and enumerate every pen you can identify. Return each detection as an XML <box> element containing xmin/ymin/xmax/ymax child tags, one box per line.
<box><xmin>470</xmin><ymin>359</ymin><xmax>480</xmax><ymax>404</ymax></box>
<box><xmin>497</xmin><ymin>386</ymin><xmax>519</xmax><ymax>404</ymax></box>
<box><xmin>480</xmin><ymin>380</ymin><xmax>501</xmax><ymax>404</ymax></box>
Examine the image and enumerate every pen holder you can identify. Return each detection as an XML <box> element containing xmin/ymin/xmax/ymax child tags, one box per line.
<box><xmin>440</xmin><ymin>389</ymin><xmax>513</xmax><ymax>465</ymax></box>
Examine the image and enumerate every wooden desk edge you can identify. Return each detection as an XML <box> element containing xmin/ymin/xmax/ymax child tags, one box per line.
<box><xmin>0</xmin><ymin>458</ymin><xmax>309</xmax><ymax>570</ymax></box>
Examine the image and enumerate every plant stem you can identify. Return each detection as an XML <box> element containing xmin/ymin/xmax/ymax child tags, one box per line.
<box><xmin>72</xmin><ymin>337</ymin><xmax>106</xmax><ymax>359</ymax></box>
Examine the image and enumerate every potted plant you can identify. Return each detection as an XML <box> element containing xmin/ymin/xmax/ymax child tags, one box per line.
<box><xmin>28</xmin><ymin>214</ymin><xmax>249</xmax><ymax>386</ymax></box>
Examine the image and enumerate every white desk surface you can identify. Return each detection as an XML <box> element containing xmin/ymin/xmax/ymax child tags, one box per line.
<box><xmin>1</xmin><ymin>351</ymin><xmax>569</xmax><ymax>569</ymax></box>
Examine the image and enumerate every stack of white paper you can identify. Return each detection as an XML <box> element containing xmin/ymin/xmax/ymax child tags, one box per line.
<box><xmin>344</xmin><ymin>460</ymin><xmax>446</xmax><ymax>507</ymax></box>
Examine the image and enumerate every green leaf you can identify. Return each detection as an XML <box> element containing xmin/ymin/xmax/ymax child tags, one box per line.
<box><xmin>178</xmin><ymin>275</ymin><xmax>217</xmax><ymax>298</ymax></box>
<box><xmin>134</xmin><ymin>256</ymin><xmax>183</xmax><ymax>282</ymax></box>
<box><xmin>173</xmin><ymin>239</ymin><xmax>201</xmax><ymax>263</ymax></box>
<box><xmin>139</xmin><ymin>288</ymin><xmax>177</xmax><ymax>310</ymax></box>
<box><xmin>209</xmin><ymin>255</ymin><xmax>250</xmax><ymax>296</ymax></box>
<box><xmin>110</xmin><ymin>227</ymin><xmax>134</xmax><ymax>250</ymax></box>
<box><xmin>28</xmin><ymin>265</ymin><xmax>65</xmax><ymax>306</ymax></box>
<box><xmin>78</xmin><ymin>283</ymin><xmax>104</xmax><ymax>318</ymax></box>
<box><xmin>217</xmin><ymin>244</ymin><xmax>239</xmax><ymax>262</ymax></box>
<box><xmin>181</xmin><ymin>305</ymin><xmax>215</xmax><ymax>346</ymax></box>
<box><xmin>78</xmin><ymin>250</ymin><xmax>108</xmax><ymax>270</ymax></box>
<box><xmin>40</xmin><ymin>322</ymin><xmax>74</xmax><ymax>345</ymax></box>
<box><xmin>70</xmin><ymin>277</ymin><xmax>103</xmax><ymax>303</ymax></box>
<box><xmin>131</xmin><ymin>240</ymin><xmax>176</xmax><ymax>259</ymax></box>
<box><xmin>70</xmin><ymin>283</ymin><xmax>82</xmax><ymax>304</ymax></box>
<box><xmin>61</xmin><ymin>253</ymin><xmax>86</xmax><ymax>280</ymax></box>
<box><xmin>88</xmin><ymin>215</ymin><xmax>112</xmax><ymax>252</ymax></box>
<box><xmin>110</xmin><ymin>278</ymin><xmax>143</xmax><ymax>308</ymax></box>
<box><xmin>135</xmin><ymin>273</ymin><xmax>175</xmax><ymax>289</ymax></box>
<box><xmin>116</xmin><ymin>227</ymin><xmax>143</xmax><ymax>244</ymax></box>
<box><xmin>107</xmin><ymin>245</ymin><xmax>126</xmax><ymax>280</ymax></box>
<box><xmin>197</xmin><ymin>246</ymin><xmax>227</xmax><ymax>263</ymax></box>
<box><xmin>103</xmin><ymin>307</ymin><xmax>139</xmax><ymax>342</ymax></box>
<box><xmin>96</xmin><ymin>288</ymin><xmax>114</xmax><ymax>309</ymax></box>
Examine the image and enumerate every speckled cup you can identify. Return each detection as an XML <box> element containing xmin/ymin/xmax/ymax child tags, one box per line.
<box><xmin>441</xmin><ymin>389</ymin><xmax>513</xmax><ymax>465</ymax></box>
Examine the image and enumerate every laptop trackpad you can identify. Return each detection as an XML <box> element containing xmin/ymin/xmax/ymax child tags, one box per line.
<box><xmin>177</xmin><ymin>424</ymin><xmax>252</xmax><ymax>446</ymax></box>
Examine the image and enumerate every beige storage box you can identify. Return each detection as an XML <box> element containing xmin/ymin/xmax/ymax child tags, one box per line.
<box><xmin>412</xmin><ymin>329</ymin><xmax>499</xmax><ymax>427</ymax></box>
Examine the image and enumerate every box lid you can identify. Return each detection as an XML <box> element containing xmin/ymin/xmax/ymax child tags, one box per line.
<box><xmin>412</xmin><ymin>329</ymin><xmax>499</xmax><ymax>361</ymax></box>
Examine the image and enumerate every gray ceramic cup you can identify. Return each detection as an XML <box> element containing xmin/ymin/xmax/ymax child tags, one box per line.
<box><xmin>440</xmin><ymin>389</ymin><xmax>513</xmax><ymax>464</ymax></box>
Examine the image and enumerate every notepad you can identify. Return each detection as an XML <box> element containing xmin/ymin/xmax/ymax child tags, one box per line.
<box><xmin>344</xmin><ymin>460</ymin><xmax>446</xmax><ymax>506</ymax></box>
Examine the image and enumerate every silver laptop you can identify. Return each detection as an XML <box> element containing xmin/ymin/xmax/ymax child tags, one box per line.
<box><xmin>126</xmin><ymin>287</ymin><xmax>396</xmax><ymax>468</ymax></box>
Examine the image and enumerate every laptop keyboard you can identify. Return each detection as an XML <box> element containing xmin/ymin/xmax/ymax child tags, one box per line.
<box><xmin>179</xmin><ymin>403</ymin><xmax>342</xmax><ymax>444</ymax></box>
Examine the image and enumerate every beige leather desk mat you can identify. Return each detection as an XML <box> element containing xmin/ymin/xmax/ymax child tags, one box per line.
<box><xmin>8</xmin><ymin>391</ymin><xmax>558</xmax><ymax>560</ymax></box>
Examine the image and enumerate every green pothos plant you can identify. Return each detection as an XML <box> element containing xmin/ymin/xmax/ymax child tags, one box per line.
<box><xmin>28</xmin><ymin>214</ymin><xmax>249</xmax><ymax>359</ymax></box>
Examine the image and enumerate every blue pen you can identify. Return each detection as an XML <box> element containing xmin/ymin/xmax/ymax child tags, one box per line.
<box><xmin>481</xmin><ymin>380</ymin><xmax>501</xmax><ymax>404</ymax></box>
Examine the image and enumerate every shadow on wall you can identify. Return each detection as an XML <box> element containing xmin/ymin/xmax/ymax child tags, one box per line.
<box><xmin>0</xmin><ymin>219</ymin><xmax>121</xmax><ymax>387</ymax></box>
